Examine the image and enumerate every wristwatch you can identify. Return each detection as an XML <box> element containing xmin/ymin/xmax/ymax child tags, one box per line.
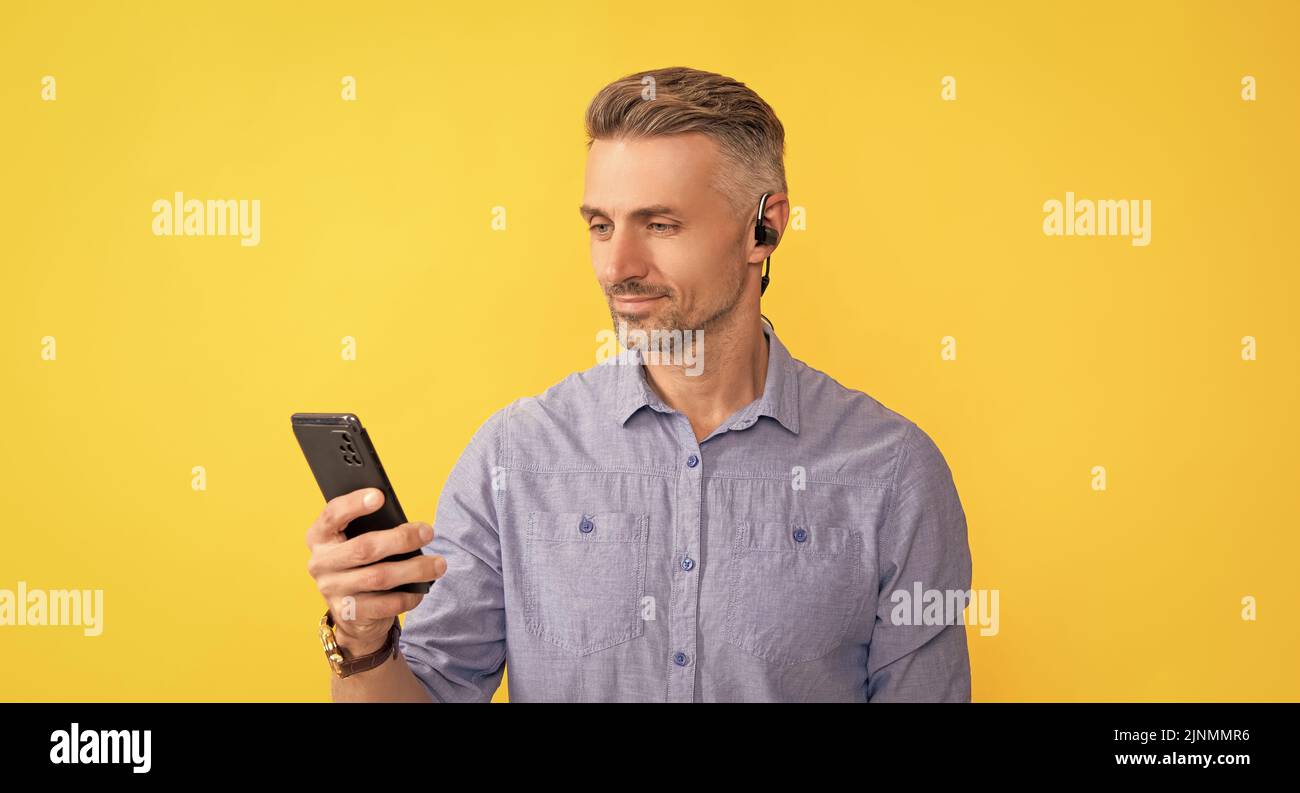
<box><xmin>319</xmin><ymin>610</ymin><xmax>400</xmax><ymax>678</ymax></box>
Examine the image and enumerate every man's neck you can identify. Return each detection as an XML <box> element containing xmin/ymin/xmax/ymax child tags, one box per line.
<box><xmin>641</xmin><ymin>314</ymin><xmax>770</xmax><ymax>443</ymax></box>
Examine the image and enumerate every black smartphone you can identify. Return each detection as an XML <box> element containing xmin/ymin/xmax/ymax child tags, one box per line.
<box><xmin>291</xmin><ymin>412</ymin><xmax>431</xmax><ymax>595</ymax></box>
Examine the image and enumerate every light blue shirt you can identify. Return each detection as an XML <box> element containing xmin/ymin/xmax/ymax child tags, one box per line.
<box><xmin>399</xmin><ymin>325</ymin><xmax>973</xmax><ymax>701</ymax></box>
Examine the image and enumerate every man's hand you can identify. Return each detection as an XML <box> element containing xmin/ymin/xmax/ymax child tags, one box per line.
<box><xmin>305</xmin><ymin>488</ymin><xmax>447</xmax><ymax>656</ymax></box>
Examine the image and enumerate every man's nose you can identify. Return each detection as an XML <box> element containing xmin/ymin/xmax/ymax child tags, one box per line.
<box><xmin>597</xmin><ymin>224</ymin><xmax>650</xmax><ymax>287</ymax></box>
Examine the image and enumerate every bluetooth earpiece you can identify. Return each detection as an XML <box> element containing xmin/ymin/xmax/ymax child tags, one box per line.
<box><xmin>754</xmin><ymin>192</ymin><xmax>778</xmax><ymax>296</ymax></box>
<box><xmin>754</xmin><ymin>192</ymin><xmax>779</xmax><ymax>332</ymax></box>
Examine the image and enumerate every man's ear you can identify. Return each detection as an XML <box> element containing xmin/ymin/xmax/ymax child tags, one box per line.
<box><xmin>749</xmin><ymin>192</ymin><xmax>789</xmax><ymax>264</ymax></box>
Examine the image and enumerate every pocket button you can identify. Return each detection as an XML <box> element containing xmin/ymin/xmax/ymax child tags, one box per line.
<box><xmin>725</xmin><ymin>521</ymin><xmax>863</xmax><ymax>665</ymax></box>
<box><xmin>524</xmin><ymin>511</ymin><xmax>648</xmax><ymax>656</ymax></box>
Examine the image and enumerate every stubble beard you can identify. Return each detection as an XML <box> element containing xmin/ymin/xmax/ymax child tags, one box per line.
<box><xmin>606</xmin><ymin>248</ymin><xmax>749</xmax><ymax>345</ymax></box>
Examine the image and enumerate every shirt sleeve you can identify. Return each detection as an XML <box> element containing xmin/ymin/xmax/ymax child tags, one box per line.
<box><xmin>397</xmin><ymin>406</ymin><xmax>509</xmax><ymax>703</ymax></box>
<box><xmin>865</xmin><ymin>421</ymin><xmax>973</xmax><ymax>702</ymax></box>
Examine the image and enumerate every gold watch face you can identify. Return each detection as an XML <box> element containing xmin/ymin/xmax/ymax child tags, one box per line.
<box><xmin>319</xmin><ymin>614</ymin><xmax>345</xmax><ymax>674</ymax></box>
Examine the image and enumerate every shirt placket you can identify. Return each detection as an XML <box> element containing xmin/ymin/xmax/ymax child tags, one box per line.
<box><xmin>667</xmin><ymin>415</ymin><xmax>704</xmax><ymax>702</ymax></box>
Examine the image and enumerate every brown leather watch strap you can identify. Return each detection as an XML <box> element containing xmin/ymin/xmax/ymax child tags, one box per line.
<box><xmin>329</xmin><ymin>614</ymin><xmax>400</xmax><ymax>678</ymax></box>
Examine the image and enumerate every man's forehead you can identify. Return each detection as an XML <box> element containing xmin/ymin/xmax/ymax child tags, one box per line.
<box><xmin>582</xmin><ymin>135</ymin><xmax>723</xmax><ymax>218</ymax></box>
<box><xmin>585</xmin><ymin>135</ymin><xmax>720</xmax><ymax>180</ymax></box>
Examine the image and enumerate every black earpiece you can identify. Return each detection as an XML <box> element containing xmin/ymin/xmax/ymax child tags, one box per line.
<box><xmin>754</xmin><ymin>192</ymin><xmax>778</xmax><ymax>332</ymax></box>
<box><xmin>754</xmin><ymin>192</ymin><xmax>777</xmax><ymax>296</ymax></box>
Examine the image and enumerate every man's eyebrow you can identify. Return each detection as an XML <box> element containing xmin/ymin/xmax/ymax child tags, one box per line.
<box><xmin>579</xmin><ymin>204</ymin><xmax>680</xmax><ymax>221</ymax></box>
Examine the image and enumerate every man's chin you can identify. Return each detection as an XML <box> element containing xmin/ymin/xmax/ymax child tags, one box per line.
<box><xmin>609</xmin><ymin>309</ymin><xmax>670</xmax><ymax>335</ymax></box>
<box><xmin>612</xmin><ymin>315</ymin><xmax>652</xmax><ymax>331</ymax></box>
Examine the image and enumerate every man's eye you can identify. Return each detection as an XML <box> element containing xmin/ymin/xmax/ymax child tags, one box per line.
<box><xmin>589</xmin><ymin>222</ymin><xmax>674</xmax><ymax>235</ymax></box>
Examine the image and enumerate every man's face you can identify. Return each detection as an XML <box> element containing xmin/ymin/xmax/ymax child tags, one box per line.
<box><xmin>581</xmin><ymin>133</ymin><xmax>750</xmax><ymax>337</ymax></box>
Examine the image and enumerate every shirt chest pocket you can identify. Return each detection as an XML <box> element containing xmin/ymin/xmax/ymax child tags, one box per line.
<box><xmin>724</xmin><ymin>521</ymin><xmax>866</xmax><ymax>665</ymax></box>
<box><xmin>522</xmin><ymin>511</ymin><xmax>649</xmax><ymax>656</ymax></box>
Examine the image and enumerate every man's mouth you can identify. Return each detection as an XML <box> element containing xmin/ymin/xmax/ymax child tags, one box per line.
<box><xmin>610</xmin><ymin>294</ymin><xmax>666</xmax><ymax>311</ymax></box>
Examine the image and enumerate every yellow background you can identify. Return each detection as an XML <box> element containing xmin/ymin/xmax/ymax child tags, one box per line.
<box><xmin>2</xmin><ymin>0</ymin><xmax>1296</xmax><ymax>701</ymax></box>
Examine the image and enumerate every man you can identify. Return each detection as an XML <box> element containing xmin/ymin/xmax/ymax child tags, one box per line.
<box><xmin>305</xmin><ymin>66</ymin><xmax>972</xmax><ymax>702</ymax></box>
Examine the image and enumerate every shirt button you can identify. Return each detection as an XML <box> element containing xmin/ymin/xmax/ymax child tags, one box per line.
<box><xmin>673</xmin><ymin>651</ymin><xmax>689</xmax><ymax>666</ymax></box>
<box><xmin>579</xmin><ymin>516</ymin><xmax>594</xmax><ymax>534</ymax></box>
<box><xmin>686</xmin><ymin>454</ymin><xmax>699</xmax><ymax>468</ymax></box>
<box><xmin>793</xmin><ymin>528</ymin><xmax>808</xmax><ymax>543</ymax></box>
<box><xmin>681</xmin><ymin>557</ymin><xmax>695</xmax><ymax>572</ymax></box>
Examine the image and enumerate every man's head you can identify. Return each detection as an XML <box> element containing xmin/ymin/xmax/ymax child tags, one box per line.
<box><xmin>580</xmin><ymin>67</ymin><xmax>788</xmax><ymax>340</ymax></box>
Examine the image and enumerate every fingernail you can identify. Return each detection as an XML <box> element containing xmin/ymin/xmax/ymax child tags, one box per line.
<box><xmin>434</xmin><ymin>557</ymin><xmax>447</xmax><ymax>575</ymax></box>
<box><xmin>363</xmin><ymin>491</ymin><xmax>379</xmax><ymax>508</ymax></box>
<box><xmin>419</xmin><ymin>523</ymin><xmax>434</xmax><ymax>542</ymax></box>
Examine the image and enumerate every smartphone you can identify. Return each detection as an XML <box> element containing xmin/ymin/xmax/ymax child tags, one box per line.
<box><xmin>291</xmin><ymin>412</ymin><xmax>431</xmax><ymax>595</ymax></box>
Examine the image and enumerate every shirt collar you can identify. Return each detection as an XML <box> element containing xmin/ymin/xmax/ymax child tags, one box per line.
<box><xmin>609</xmin><ymin>322</ymin><xmax>800</xmax><ymax>435</ymax></box>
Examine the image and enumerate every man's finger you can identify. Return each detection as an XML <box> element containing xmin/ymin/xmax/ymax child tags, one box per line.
<box><xmin>316</xmin><ymin>554</ymin><xmax>447</xmax><ymax>598</ymax></box>
<box><xmin>305</xmin><ymin>487</ymin><xmax>385</xmax><ymax>548</ymax></box>
<box><xmin>310</xmin><ymin>521</ymin><xmax>433</xmax><ymax>576</ymax></box>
